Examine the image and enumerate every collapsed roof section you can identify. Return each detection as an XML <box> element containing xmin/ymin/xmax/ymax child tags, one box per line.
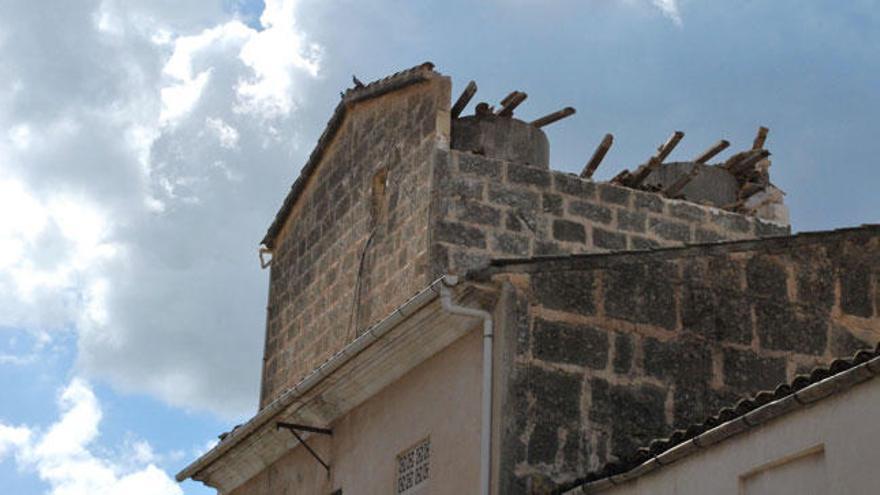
<box><xmin>261</xmin><ymin>63</ymin><xmax>787</xmax><ymax>251</ymax></box>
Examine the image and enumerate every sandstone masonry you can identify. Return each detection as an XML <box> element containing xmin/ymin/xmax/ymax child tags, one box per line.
<box><xmin>259</xmin><ymin>64</ymin><xmax>789</xmax><ymax>410</ymax></box>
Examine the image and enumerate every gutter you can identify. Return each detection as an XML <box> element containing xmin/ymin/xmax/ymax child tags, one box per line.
<box><xmin>439</xmin><ymin>276</ymin><xmax>494</xmax><ymax>495</ymax></box>
<box><xmin>176</xmin><ymin>275</ymin><xmax>451</xmax><ymax>483</ymax></box>
<box><xmin>565</xmin><ymin>353</ymin><xmax>880</xmax><ymax>494</ymax></box>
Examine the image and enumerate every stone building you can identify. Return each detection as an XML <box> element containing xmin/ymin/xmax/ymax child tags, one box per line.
<box><xmin>176</xmin><ymin>63</ymin><xmax>880</xmax><ymax>494</ymax></box>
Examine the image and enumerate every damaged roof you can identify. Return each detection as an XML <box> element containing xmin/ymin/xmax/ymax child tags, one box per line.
<box><xmin>261</xmin><ymin>61</ymin><xmax>438</xmax><ymax>249</ymax></box>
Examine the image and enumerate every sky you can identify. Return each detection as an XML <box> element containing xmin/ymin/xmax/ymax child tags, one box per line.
<box><xmin>0</xmin><ymin>0</ymin><xmax>877</xmax><ymax>493</ymax></box>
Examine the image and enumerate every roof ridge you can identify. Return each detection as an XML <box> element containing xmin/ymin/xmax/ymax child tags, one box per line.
<box><xmin>261</xmin><ymin>61</ymin><xmax>438</xmax><ymax>248</ymax></box>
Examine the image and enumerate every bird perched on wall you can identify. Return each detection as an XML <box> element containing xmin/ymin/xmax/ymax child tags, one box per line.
<box><xmin>352</xmin><ymin>75</ymin><xmax>365</xmax><ymax>89</ymax></box>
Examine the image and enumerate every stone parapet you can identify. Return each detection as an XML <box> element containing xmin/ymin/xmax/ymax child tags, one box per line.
<box><xmin>429</xmin><ymin>150</ymin><xmax>787</xmax><ymax>278</ymax></box>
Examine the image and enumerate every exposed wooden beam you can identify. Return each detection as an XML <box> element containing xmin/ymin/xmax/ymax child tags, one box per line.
<box><xmin>752</xmin><ymin>126</ymin><xmax>769</xmax><ymax>150</ymax></box>
<box><xmin>498</xmin><ymin>91</ymin><xmax>527</xmax><ymax>117</ymax></box>
<box><xmin>664</xmin><ymin>163</ymin><xmax>702</xmax><ymax>197</ymax></box>
<box><xmin>451</xmin><ymin>81</ymin><xmax>477</xmax><ymax>118</ymax></box>
<box><xmin>580</xmin><ymin>133</ymin><xmax>614</xmax><ymax>179</ymax></box>
<box><xmin>693</xmin><ymin>139</ymin><xmax>730</xmax><ymax>164</ymax></box>
<box><xmin>724</xmin><ymin>149</ymin><xmax>770</xmax><ymax>175</ymax></box>
<box><xmin>625</xmin><ymin>131</ymin><xmax>685</xmax><ymax>187</ymax></box>
<box><xmin>531</xmin><ymin>107</ymin><xmax>576</xmax><ymax>128</ymax></box>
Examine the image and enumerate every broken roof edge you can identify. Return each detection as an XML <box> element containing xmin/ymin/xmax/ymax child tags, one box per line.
<box><xmin>561</xmin><ymin>343</ymin><xmax>880</xmax><ymax>494</ymax></box>
<box><xmin>261</xmin><ymin>61</ymin><xmax>439</xmax><ymax>249</ymax></box>
<box><xmin>474</xmin><ymin>223</ymin><xmax>880</xmax><ymax>277</ymax></box>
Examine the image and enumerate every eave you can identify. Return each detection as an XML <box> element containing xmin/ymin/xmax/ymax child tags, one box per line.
<box><xmin>176</xmin><ymin>277</ymin><xmax>480</xmax><ymax>493</ymax></box>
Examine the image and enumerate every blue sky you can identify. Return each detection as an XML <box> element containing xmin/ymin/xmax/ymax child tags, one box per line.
<box><xmin>0</xmin><ymin>0</ymin><xmax>877</xmax><ymax>493</ymax></box>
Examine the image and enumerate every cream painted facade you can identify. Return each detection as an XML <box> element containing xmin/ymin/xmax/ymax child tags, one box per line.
<box><xmin>593</xmin><ymin>378</ymin><xmax>880</xmax><ymax>495</ymax></box>
<box><xmin>230</xmin><ymin>329</ymin><xmax>483</xmax><ymax>495</ymax></box>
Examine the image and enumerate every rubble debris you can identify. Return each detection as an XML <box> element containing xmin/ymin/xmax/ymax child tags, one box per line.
<box><xmin>615</xmin><ymin>131</ymin><xmax>685</xmax><ymax>188</ymax></box>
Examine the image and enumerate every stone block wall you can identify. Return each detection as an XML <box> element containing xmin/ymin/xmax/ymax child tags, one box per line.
<box><xmin>260</xmin><ymin>76</ymin><xmax>451</xmax><ymax>408</ymax></box>
<box><xmin>487</xmin><ymin>226</ymin><xmax>880</xmax><ymax>493</ymax></box>
<box><xmin>429</xmin><ymin>150</ymin><xmax>789</xmax><ymax>278</ymax></box>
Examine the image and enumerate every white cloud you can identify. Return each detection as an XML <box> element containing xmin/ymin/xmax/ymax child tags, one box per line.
<box><xmin>651</xmin><ymin>0</ymin><xmax>683</xmax><ymax>26</ymax></box>
<box><xmin>205</xmin><ymin>117</ymin><xmax>240</xmax><ymax>149</ymax></box>
<box><xmin>235</xmin><ymin>0</ymin><xmax>322</xmax><ymax>118</ymax></box>
<box><xmin>0</xmin><ymin>0</ymin><xmax>322</xmax><ymax>418</ymax></box>
<box><xmin>0</xmin><ymin>379</ymin><xmax>182</xmax><ymax>495</ymax></box>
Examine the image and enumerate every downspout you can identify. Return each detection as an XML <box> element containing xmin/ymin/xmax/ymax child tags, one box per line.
<box><xmin>439</xmin><ymin>275</ymin><xmax>493</xmax><ymax>495</ymax></box>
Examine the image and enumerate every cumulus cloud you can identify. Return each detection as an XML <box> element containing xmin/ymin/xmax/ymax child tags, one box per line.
<box><xmin>0</xmin><ymin>0</ymin><xmax>321</xmax><ymax>417</ymax></box>
<box><xmin>0</xmin><ymin>379</ymin><xmax>182</xmax><ymax>495</ymax></box>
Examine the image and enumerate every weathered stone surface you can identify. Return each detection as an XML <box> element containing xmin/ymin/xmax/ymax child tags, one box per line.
<box><xmin>568</xmin><ymin>200</ymin><xmax>612</xmax><ymax>224</ymax></box>
<box><xmin>450</xmin><ymin>248</ymin><xmax>491</xmax><ymax>272</ymax></box>
<box><xmin>522</xmin><ymin>366</ymin><xmax>583</xmax><ymax>465</ymax></box>
<box><xmin>458</xmin><ymin>153</ymin><xmax>502</xmax><ymax>179</ymax></box>
<box><xmin>754</xmin><ymin>300</ymin><xmax>828</xmax><ymax>355</ymax></box>
<box><xmin>649</xmin><ymin>217</ymin><xmax>691</xmax><ymax>242</ymax></box>
<box><xmin>533</xmin><ymin>318</ymin><xmax>609</xmax><ymax>368</ymax></box>
<box><xmin>508</xmin><ymin>164</ymin><xmax>552</xmax><ymax>187</ymax></box>
<box><xmin>681</xmin><ymin>287</ymin><xmax>752</xmax><ymax>344</ymax></box>
<box><xmin>492</xmin><ymin>232</ymin><xmax>530</xmax><ymax>256</ymax></box>
<box><xmin>794</xmin><ymin>249</ymin><xmax>834</xmax><ymax>311</ymax></box>
<box><xmin>589</xmin><ymin>379</ymin><xmax>667</xmax><ymax>458</ymax></box>
<box><xmin>505</xmin><ymin>211</ymin><xmax>523</xmax><ymax>232</ymax></box>
<box><xmin>722</xmin><ymin>347</ymin><xmax>786</xmax><ymax>391</ymax></box>
<box><xmin>435</xmin><ymin>221</ymin><xmax>487</xmax><ymax>248</ymax></box>
<box><xmin>746</xmin><ymin>255</ymin><xmax>788</xmax><ymax>301</ymax></box>
<box><xmin>593</xmin><ymin>227</ymin><xmax>627</xmax><ymax>250</ymax></box>
<box><xmin>630</xmin><ymin>236</ymin><xmax>661</xmax><ymax>250</ymax></box>
<box><xmin>669</xmin><ymin>202</ymin><xmax>707</xmax><ymax>222</ymax></box>
<box><xmin>643</xmin><ymin>337</ymin><xmax>712</xmax><ymax>384</ymax></box>
<box><xmin>711</xmin><ymin>211</ymin><xmax>752</xmax><ymax>233</ymax></box>
<box><xmin>613</xmin><ymin>333</ymin><xmax>633</xmax><ymax>374</ymax></box>
<box><xmin>488</xmin><ymin>184</ymin><xmax>539</xmax><ymax>210</ymax></box>
<box><xmin>452</xmin><ymin>115</ymin><xmax>550</xmax><ymax>167</ymax></box>
<box><xmin>444</xmin><ymin>177</ymin><xmax>484</xmax><ymax>200</ymax></box>
<box><xmin>532</xmin><ymin>271</ymin><xmax>595</xmax><ymax>315</ymax></box>
<box><xmin>457</xmin><ymin>200</ymin><xmax>501</xmax><ymax>226</ymax></box>
<box><xmin>755</xmin><ymin>220</ymin><xmax>790</xmax><ymax>237</ymax></box>
<box><xmin>617</xmin><ymin>209</ymin><xmax>647</xmax><ymax>233</ymax></box>
<box><xmin>553</xmin><ymin>220</ymin><xmax>586</xmax><ymax>243</ymax></box>
<box><xmin>553</xmin><ymin>173</ymin><xmax>596</xmax><ymax>198</ymax></box>
<box><xmin>603</xmin><ymin>263</ymin><xmax>641</xmax><ymax>321</ymax></box>
<box><xmin>695</xmin><ymin>228</ymin><xmax>724</xmax><ymax>243</ymax></box>
<box><xmin>672</xmin><ymin>384</ymin><xmax>738</xmax><ymax>428</ymax></box>
<box><xmin>535</xmin><ymin>240</ymin><xmax>564</xmax><ymax>256</ymax></box>
<box><xmin>633</xmin><ymin>191</ymin><xmax>664</xmax><ymax>213</ymax></box>
<box><xmin>840</xmin><ymin>260</ymin><xmax>873</xmax><ymax>317</ymax></box>
<box><xmin>642</xmin><ymin>262</ymin><xmax>678</xmax><ymax>329</ymax></box>
<box><xmin>541</xmin><ymin>193</ymin><xmax>563</xmax><ymax>216</ymax></box>
<box><xmin>598</xmin><ymin>184</ymin><xmax>631</xmax><ymax>206</ymax></box>
<box><xmin>605</xmin><ymin>262</ymin><xmax>677</xmax><ymax>329</ymax></box>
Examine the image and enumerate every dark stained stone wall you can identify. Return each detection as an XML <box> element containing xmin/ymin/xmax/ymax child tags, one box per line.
<box><xmin>488</xmin><ymin>226</ymin><xmax>880</xmax><ymax>493</ymax></box>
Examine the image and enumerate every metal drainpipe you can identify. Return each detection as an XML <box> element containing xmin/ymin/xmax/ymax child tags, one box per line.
<box><xmin>439</xmin><ymin>275</ymin><xmax>493</xmax><ymax>495</ymax></box>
